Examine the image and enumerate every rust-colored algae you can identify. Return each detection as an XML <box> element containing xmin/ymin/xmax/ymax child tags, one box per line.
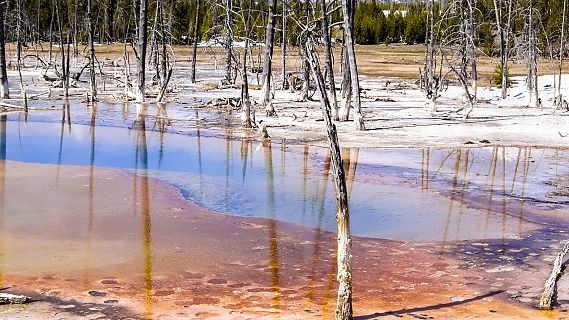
<box><xmin>0</xmin><ymin>160</ymin><xmax>563</xmax><ymax>319</ymax></box>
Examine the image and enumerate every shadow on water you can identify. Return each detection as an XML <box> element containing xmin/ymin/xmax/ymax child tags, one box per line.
<box><xmin>354</xmin><ymin>290</ymin><xmax>505</xmax><ymax>319</ymax></box>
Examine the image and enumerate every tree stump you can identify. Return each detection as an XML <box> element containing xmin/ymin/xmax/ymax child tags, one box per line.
<box><xmin>539</xmin><ymin>241</ymin><xmax>569</xmax><ymax>310</ymax></box>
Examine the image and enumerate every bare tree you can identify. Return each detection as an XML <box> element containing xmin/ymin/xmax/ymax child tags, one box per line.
<box><xmin>341</xmin><ymin>0</ymin><xmax>365</xmax><ymax>130</ymax></box>
<box><xmin>522</xmin><ymin>0</ymin><xmax>540</xmax><ymax>108</ymax></box>
<box><xmin>223</xmin><ymin>0</ymin><xmax>234</xmax><ymax>85</ymax></box>
<box><xmin>441</xmin><ymin>0</ymin><xmax>476</xmax><ymax>119</ymax></box>
<box><xmin>305</xmin><ymin>37</ymin><xmax>352</xmax><ymax>320</ymax></box>
<box><xmin>555</xmin><ymin>0</ymin><xmax>567</xmax><ymax>105</ymax></box>
<box><xmin>320</xmin><ymin>0</ymin><xmax>339</xmax><ymax>120</ymax></box>
<box><xmin>493</xmin><ymin>0</ymin><xmax>514</xmax><ymax>99</ymax></box>
<box><xmin>258</xmin><ymin>0</ymin><xmax>277</xmax><ymax>110</ymax></box>
<box><xmin>240</xmin><ymin>0</ymin><xmax>254</xmax><ymax>127</ymax></box>
<box><xmin>281</xmin><ymin>0</ymin><xmax>288</xmax><ymax>89</ymax></box>
<box><xmin>191</xmin><ymin>0</ymin><xmax>201</xmax><ymax>83</ymax></box>
<box><xmin>0</xmin><ymin>0</ymin><xmax>10</xmax><ymax>99</ymax></box>
<box><xmin>136</xmin><ymin>0</ymin><xmax>149</xmax><ymax>102</ymax></box>
<box><xmin>423</xmin><ymin>0</ymin><xmax>436</xmax><ymax>106</ymax></box>
<box><xmin>87</xmin><ymin>0</ymin><xmax>97</xmax><ymax>102</ymax></box>
<box><xmin>339</xmin><ymin>32</ymin><xmax>352</xmax><ymax>120</ymax></box>
<box><xmin>300</xmin><ymin>0</ymin><xmax>311</xmax><ymax>101</ymax></box>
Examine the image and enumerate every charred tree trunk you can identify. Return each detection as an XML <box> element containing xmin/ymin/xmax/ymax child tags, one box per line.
<box><xmin>320</xmin><ymin>0</ymin><xmax>339</xmax><ymax>120</ymax></box>
<box><xmin>259</xmin><ymin>0</ymin><xmax>278</xmax><ymax>109</ymax></box>
<box><xmin>341</xmin><ymin>0</ymin><xmax>365</xmax><ymax>130</ymax></box>
<box><xmin>137</xmin><ymin>0</ymin><xmax>149</xmax><ymax>102</ymax></box>
<box><xmin>0</xmin><ymin>0</ymin><xmax>10</xmax><ymax>99</ymax></box>
<box><xmin>191</xmin><ymin>0</ymin><xmax>201</xmax><ymax>83</ymax></box>
<box><xmin>305</xmin><ymin>38</ymin><xmax>353</xmax><ymax>320</ymax></box>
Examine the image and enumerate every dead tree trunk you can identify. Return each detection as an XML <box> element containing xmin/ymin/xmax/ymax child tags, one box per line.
<box><xmin>0</xmin><ymin>0</ymin><xmax>10</xmax><ymax>99</ymax></box>
<box><xmin>539</xmin><ymin>241</ymin><xmax>569</xmax><ymax>310</ymax></box>
<box><xmin>259</xmin><ymin>0</ymin><xmax>277</xmax><ymax>109</ymax></box>
<box><xmin>306</xmin><ymin>37</ymin><xmax>352</xmax><ymax>320</ymax></box>
<box><xmin>224</xmin><ymin>0</ymin><xmax>234</xmax><ymax>85</ymax></box>
<box><xmin>469</xmin><ymin>0</ymin><xmax>478</xmax><ymax>99</ymax></box>
<box><xmin>493</xmin><ymin>0</ymin><xmax>513</xmax><ymax>99</ymax></box>
<box><xmin>281</xmin><ymin>0</ymin><xmax>288</xmax><ymax>89</ymax></box>
<box><xmin>339</xmin><ymin>35</ymin><xmax>351</xmax><ymax>121</ymax></box>
<box><xmin>73</xmin><ymin>0</ymin><xmax>78</xmax><ymax>59</ymax></box>
<box><xmin>241</xmin><ymin>0</ymin><xmax>253</xmax><ymax>127</ymax></box>
<box><xmin>87</xmin><ymin>0</ymin><xmax>97</xmax><ymax>102</ymax></box>
<box><xmin>106</xmin><ymin>0</ymin><xmax>117</xmax><ymax>42</ymax></box>
<box><xmin>300</xmin><ymin>0</ymin><xmax>311</xmax><ymax>101</ymax></box>
<box><xmin>341</xmin><ymin>0</ymin><xmax>365</xmax><ymax>130</ymax></box>
<box><xmin>320</xmin><ymin>0</ymin><xmax>339</xmax><ymax>120</ymax></box>
<box><xmin>137</xmin><ymin>0</ymin><xmax>149</xmax><ymax>102</ymax></box>
<box><xmin>191</xmin><ymin>0</ymin><xmax>201</xmax><ymax>83</ymax></box>
<box><xmin>556</xmin><ymin>0</ymin><xmax>567</xmax><ymax>105</ymax></box>
<box><xmin>424</xmin><ymin>0</ymin><xmax>435</xmax><ymax>102</ymax></box>
<box><xmin>526</xmin><ymin>0</ymin><xmax>540</xmax><ymax>108</ymax></box>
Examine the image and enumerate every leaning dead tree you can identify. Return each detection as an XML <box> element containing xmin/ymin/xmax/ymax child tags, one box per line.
<box><xmin>258</xmin><ymin>0</ymin><xmax>277</xmax><ymax>111</ymax></box>
<box><xmin>539</xmin><ymin>241</ymin><xmax>569</xmax><ymax>310</ymax></box>
<box><xmin>0</xmin><ymin>0</ymin><xmax>10</xmax><ymax>99</ymax></box>
<box><xmin>305</xmin><ymin>37</ymin><xmax>353</xmax><ymax>320</ymax></box>
<box><xmin>341</xmin><ymin>0</ymin><xmax>365</xmax><ymax>130</ymax></box>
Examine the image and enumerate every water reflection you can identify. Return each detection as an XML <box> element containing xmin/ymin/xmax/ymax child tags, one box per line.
<box><xmin>1</xmin><ymin>113</ymin><xmax>568</xmax><ymax>241</ymax></box>
<box><xmin>0</xmin><ymin>110</ymin><xmax>568</xmax><ymax>318</ymax></box>
<box><xmin>135</xmin><ymin>106</ymin><xmax>153</xmax><ymax>318</ymax></box>
<box><xmin>0</xmin><ymin>115</ymin><xmax>6</xmax><ymax>287</ymax></box>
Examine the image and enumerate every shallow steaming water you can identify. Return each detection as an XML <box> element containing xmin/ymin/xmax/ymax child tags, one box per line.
<box><xmin>0</xmin><ymin>107</ymin><xmax>568</xmax><ymax>241</ymax></box>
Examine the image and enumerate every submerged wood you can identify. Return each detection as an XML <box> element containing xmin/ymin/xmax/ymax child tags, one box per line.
<box><xmin>0</xmin><ymin>293</ymin><xmax>31</xmax><ymax>304</ymax></box>
<box><xmin>539</xmin><ymin>241</ymin><xmax>569</xmax><ymax>310</ymax></box>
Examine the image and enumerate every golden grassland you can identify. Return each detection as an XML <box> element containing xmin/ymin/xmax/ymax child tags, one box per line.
<box><xmin>5</xmin><ymin>42</ymin><xmax>569</xmax><ymax>82</ymax></box>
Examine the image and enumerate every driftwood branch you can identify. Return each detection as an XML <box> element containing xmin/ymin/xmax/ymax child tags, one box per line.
<box><xmin>0</xmin><ymin>293</ymin><xmax>31</xmax><ymax>304</ymax></box>
<box><xmin>539</xmin><ymin>241</ymin><xmax>569</xmax><ymax>310</ymax></box>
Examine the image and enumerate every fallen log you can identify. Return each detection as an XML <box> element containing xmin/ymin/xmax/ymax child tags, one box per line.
<box><xmin>539</xmin><ymin>241</ymin><xmax>569</xmax><ymax>310</ymax></box>
<box><xmin>0</xmin><ymin>293</ymin><xmax>31</xmax><ymax>304</ymax></box>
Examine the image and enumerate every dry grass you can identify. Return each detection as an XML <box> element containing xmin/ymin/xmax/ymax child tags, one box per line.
<box><xmin>6</xmin><ymin>42</ymin><xmax>569</xmax><ymax>82</ymax></box>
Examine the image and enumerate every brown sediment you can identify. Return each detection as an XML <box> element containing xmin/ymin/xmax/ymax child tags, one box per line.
<box><xmin>0</xmin><ymin>160</ymin><xmax>563</xmax><ymax>319</ymax></box>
